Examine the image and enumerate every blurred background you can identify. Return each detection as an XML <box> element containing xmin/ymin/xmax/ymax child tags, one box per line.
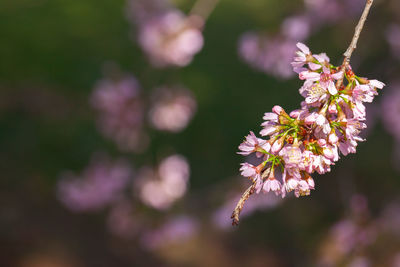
<box><xmin>1</xmin><ymin>0</ymin><xmax>400</xmax><ymax>266</ymax></box>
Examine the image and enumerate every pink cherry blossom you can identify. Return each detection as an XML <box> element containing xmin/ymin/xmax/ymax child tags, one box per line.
<box><xmin>319</xmin><ymin>67</ymin><xmax>343</xmax><ymax>95</ymax></box>
<box><xmin>238</xmin><ymin>131</ymin><xmax>270</xmax><ymax>157</ymax></box>
<box><xmin>292</xmin><ymin>42</ymin><xmax>312</xmax><ymax>69</ymax></box>
<box><xmin>263</xmin><ymin>177</ymin><xmax>282</xmax><ymax>195</ymax></box>
<box><xmin>260</xmin><ymin>109</ymin><xmax>283</xmax><ymax>137</ymax></box>
<box><xmin>300</xmin><ymin>81</ymin><xmax>330</xmax><ymax>106</ymax></box>
<box><xmin>237</xmin><ymin>42</ymin><xmax>385</xmax><ymax>200</ymax></box>
<box><xmin>239</xmin><ymin>163</ymin><xmax>257</xmax><ymax>178</ymax></box>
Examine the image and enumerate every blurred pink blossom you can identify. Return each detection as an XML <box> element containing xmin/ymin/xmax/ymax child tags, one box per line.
<box><xmin>149</xmin><ymin>86</ymin><xmax>197</xmax><ymax>132</ymax></box>
<box><xmin>348</xmin><ymin>257</ymin><xmax>371</xmax><ymax>267</ymax></box>
<box><xmin>392</xmin><ymin>143</ymin><xmax>400</xmax><ymax>173</ymax></box>
<box><xmin>90</xmin><ymin>75</ymin><xmax>149</xmax><ymax>152</ymax></box>
<box><xmin>392</xmin><ymin>253</ymin><xmax>400</xmax><ymax>267</ymax></box>
<box><xmin>107</xmin><ymin>199</ymin><xmax>137</xmax><ymax>239</ymax></box>
<box><xmin>125</xmin><ymin>0</ymin><xmax>168</xmax><ymax>24</ymax></box>
<box><xmin>381</xmin><ymin>84</ymin><xmax>400</xmax><ymax>141</ymax></box>
<box><xmin>137</xmin><ymin>10</ymin><xmax>204</xmax><ymax>67</ymax></box>
<box><xmin>304</xmin><ymin>0</ymin><xmax>365</xmax><ymax>24</ymax></box>
<box><xmin>238</xmin><ymin>33</ymin><xmax>298</xmax><ymax>79</ymax></box>
<box><xmin>140</xmin><ymin>216</ymin><xmax>198</xmax><ymax>250</ymax></box>
<box><xmin>57</xmin><ymin>155</ymin><xmax>132</xmax><ymax>212</ymax></box>
<box><xmin>136</xmin><ymin>155</ymin><xmax>190</xmax><ymax>210</ymax></box>
<box><xmin>281</xmin><ymin>15</ymin><xmax>311</xmax><ymax>41</ymax></box>
<box><xmin>315</xmin><ymin>196</ymin><xmax>400</xmax><ymax>266</ymax></box>
<box><xmin>380</xmin><ymin>201</ymin><xmax>400</xmax><ymax>233</ymax></box>
<box><xmin>385</xmin><ymin>24</ymin><xmax>400</xmax><ymax>59</ymax></box>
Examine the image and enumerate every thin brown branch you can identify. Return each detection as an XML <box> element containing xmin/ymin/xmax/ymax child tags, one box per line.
<box><xmin>189</xmin><ymin>0</ymin><xmax>219</xmax><ymax>22</ymax></box>
<box><xmin>336</xmin><ymin>0</ymin><xmax>374</xmax><ymax>88</ymax></box>
<box><xmin>343</xmin><ymin>0</ymin><xmax>374</xmax><ymax>62</ymax></box>
<box><xmin>231</xmin><ymin>183</ymin><xmax>256</xmax><ymax>226</ymax></box>
<box><xmin>231</xmin><ymin>168</ymin><xmax>271</xmax><ymax>225</ymax></box>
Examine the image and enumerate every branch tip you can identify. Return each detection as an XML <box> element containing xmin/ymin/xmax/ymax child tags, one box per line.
<box><xmin>336</xmin><ymin>0</ymin><xmax>374</xmax><ymax>88</ymax></box>
<box><xmin>230</xmin><ymin>184</ymin><xmax>256</xmax><ymax>226</ymax></box>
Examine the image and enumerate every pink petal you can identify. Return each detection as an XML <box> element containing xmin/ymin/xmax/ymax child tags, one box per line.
<box><xmin>260</xmin><ymin>126</ymin><xmax>277</xmax><ymax>136</ymax></box>
<box><xmin>263</xmin><ymin>112</ymin><xmax>278</xmax><ymax>121</ymax></box>
<box><xmin>369</xmin><ymin>79</ymin><xmax>385</xmax><ymax>89</ymax></box>
<box><xmin>308</xmin><ymin>62</ymin><xmax>321</xmax><ymax>70</ymax></box>
<box><xmin>271</xmin><ymin>139</ymin><xmax>283</xmax><ymax>153</ymax></box>
<box><xmin>327</xmin><ymin>81</ymin><xmax>338</xmax><ymax>95</ymax></box>
<box><xmin>296</xmin><ymin>42</ymin><xmax>310</xmax><ymax>54</ymax></box>
<box><xmin>314</xmin><ymin>53</ymin><xmax>330</xmax><ymax>63</ymax></box>
<box><xmin>331</xmin><ymin>71</ymin><xmax>343</xmax><ymax>80</ymax></box>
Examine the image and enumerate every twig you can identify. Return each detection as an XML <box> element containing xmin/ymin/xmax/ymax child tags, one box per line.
<box><xmin>231</xmin><ymin>183</ymin><xmax>256</xmax><ymax>226</ymax></box>
<box><xmin>189</xmin><ymin>0</ymin><xmax>219</xmax><ymax>22</ymax></box>
<box><xmin>231</xmin><ymin>168</ymin><xmax>271</xmax><ymax>225</ymax></box>
<box><xmin>343</xmin><ymin>0</ymin><xmax>374</xmax><ymax>62</ymax></box>
<box><xmin>336</xmin><ymin>0</ymin><xmax>374</xmax><ymax>88</ymax></box>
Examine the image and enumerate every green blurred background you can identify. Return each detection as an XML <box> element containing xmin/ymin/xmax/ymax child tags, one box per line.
<box><xmin>1</xmin><ymin>0</ymin><xmax>399</xmax><ymax>266</ymax></box>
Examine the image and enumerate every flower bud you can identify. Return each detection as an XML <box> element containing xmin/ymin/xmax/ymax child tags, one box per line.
<box><xmin>328</xmin><ymin>133</ymin><xmax>338</xmax><ymax>144</ymax></box>
<box><xmin>272</xmin><ymin>105</ymin><xmax>284</xmax><ymax>115</ymax></box>
<box><xmin>317</xmin><ymin>139</ymin><xmax>326</xmax><ymax>146</ymax></box>
<box><xmin>328</xmin><ymin>102</ymin><xmax>337</xmax><ymax>113</ymax></box>
<box><xmin>271</xmin><ymin>136</ymin><xmax>284</xmax><ymax>153</ymax></box>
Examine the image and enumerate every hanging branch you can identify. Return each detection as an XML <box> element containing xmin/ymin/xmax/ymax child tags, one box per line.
<box><xmin>232</xmin><ymin>0</ymin><xmax>377</xmax><ymax>226</ymax></box>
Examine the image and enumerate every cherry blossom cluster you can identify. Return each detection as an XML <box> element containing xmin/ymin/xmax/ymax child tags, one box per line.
<box><xmin>238</xmin><ymin>43</ymin><xmax>385</xmax><ymax>198</ymax></box>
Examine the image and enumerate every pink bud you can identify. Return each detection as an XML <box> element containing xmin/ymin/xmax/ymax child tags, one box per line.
<box><xmin>271</xmin><ymin>138</ymin><xmax>283</xmax><ymax>153</ymax></box>
<box><xmin>290</xmin><ymin>110</ymin><xmax>301</xmax><ymax>118</ymax></box>
<box><xmin>299</xmin><ymin>71</ymin><xmax>320</xmax><ymax>81</ymax></box>
<box><xmin>328</xmin><ymin>133</ymin><xmax>338</xmax><ymax>144</ymax></box>
<box><xmin>328</xmin><ymin>103</ymin><xmax>337</xmax><ymax>113</ymax></box>
<box><xmin>272</xmin><ymin>105</ymin><xmax>284</xmax><ymax>115</ymax></box>
<box><xmin>317</xmin><ymin>139</ymin><xmax>326</xmax><ymax>146</ymax></box>
<box><xmin>305</xmin><ymin>113</ymin><xmax>317</xmax><ymax>124</ymax></box>
<box><xmin>323</xmin><ymin>148</ymin><xmax>334</xmax><ymax>160</ymax></box>
<box><xmin>262</xmin><ymin>142</ymin><xmax>271</xmax><ymax>153</ymax></box>
<box><xmin>316</xmin><ymin>114</ymin><xmax>326</xmax><ymax>126</ymax></box>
